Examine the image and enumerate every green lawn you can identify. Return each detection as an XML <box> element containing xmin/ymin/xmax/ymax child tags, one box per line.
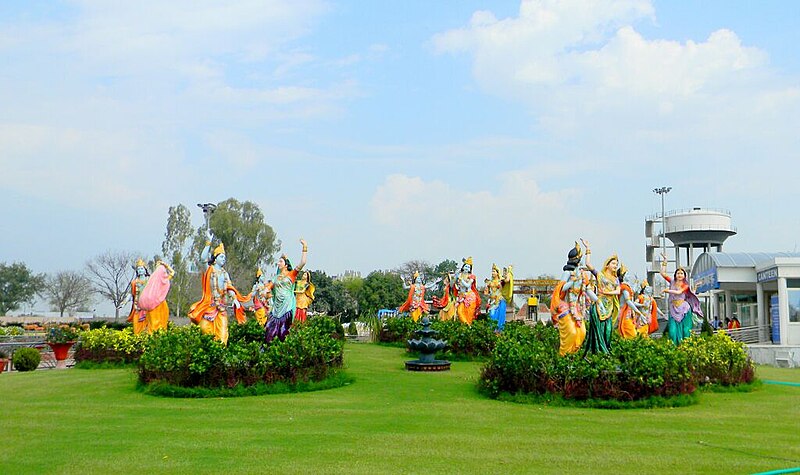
<box><xmin>1</xmin><ymin>344</ymin><xmax>799</xmax><ymax>474</ymax></box>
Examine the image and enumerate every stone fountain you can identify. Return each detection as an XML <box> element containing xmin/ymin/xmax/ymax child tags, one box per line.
<box><xmin>405</xmin><ymin>317</ymin><xmax>451</xmax><ymax>371</ymax></box>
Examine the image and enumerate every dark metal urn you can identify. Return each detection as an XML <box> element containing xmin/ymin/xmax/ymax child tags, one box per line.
<box><xmin>405</xmin><ymin>317</ymin><xmax>451</xmax><ymax>371</ymax></box>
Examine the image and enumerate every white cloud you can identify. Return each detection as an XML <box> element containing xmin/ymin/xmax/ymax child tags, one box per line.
<box><xmin>369</xmin><ymin>173</ymin><xmax>616</xmax><ymax>275</ymax></box>
<box><xmin>431</xmin><ymin>0</ymin><xmax>800</xmax><ymax>204</ymax></box>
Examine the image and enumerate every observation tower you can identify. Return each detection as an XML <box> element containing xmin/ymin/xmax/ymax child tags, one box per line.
<box><xmin>645</xmin><ymin>207</ymin><xmax>737</xmax><ymax>290</ymax></box>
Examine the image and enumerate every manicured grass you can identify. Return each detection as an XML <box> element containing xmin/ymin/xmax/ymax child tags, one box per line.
<box><xmin>0</xmin><ymin>343</ymin><xmax>798</xmax><ymax>474</ymax></box>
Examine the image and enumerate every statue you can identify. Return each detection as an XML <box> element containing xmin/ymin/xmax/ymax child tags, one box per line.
<box><xmin>188</xmin><ymin>237</ymin><xmax>249</xmax><ymax>345</ymax></box>
<box><xmin>294</xmin><ymin>271</ymin><xmax>315</xmax><ymax>323</ymax></box>
<box><xmin>432</xmin><ymin>273</ymin><xmax>456</xmax><ymax>321</ymax></box>
<box><xmin>660</xmin><ymin>253</ymin><xmax>703</xmax><ymax>345</ymax></box>
<box><xmin>453</xmin><ymin>257</ymin><xmax>481</xmax><ymax>325</ymax></box>
<box><xmin>249</xmin><ymin>268</ymin><xmax>271</xmax><ymax>327</ymax></box>
<box><xmin>583</xmin><ymin>244</ymin><xmax>620</xmax><ymax>354</ymax></box>
<box><xmin>636</xmin><ymin>280</ymin><xmax>663</xmax><ymax>335</ymax></box>
<box><xmin>484</xmin><ymin>264</ymin><xmax>508</xmax><ymax>331</ymax></box>
<box><xmin>126</xmin><ymin>259</ymin><xmax>171</xmax><ymax>334</ymax></box>
<box><xmin>616</xmin><ymin>264</ymin><xmax>648</xmax><ymax>339</ymax></box>
<box><xmin>550</xmin><ymin>242</ymin><xmax>602</xmax><ymax>355</ymax></box>
<box><xmin>264</xmin><ymin>239</ymin><xmax>308</xmax><ymax>344</ymax></box>
<box><xmin>398</xmin><ymin>271</ymin><xmax>429</xmax><ymax>322</ymax></box>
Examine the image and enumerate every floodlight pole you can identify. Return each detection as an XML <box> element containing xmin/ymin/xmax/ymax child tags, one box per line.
<box><xmin>653</xmin><ymin>187</ymin><xmax>672</xmax><ymax>267</ymax></box>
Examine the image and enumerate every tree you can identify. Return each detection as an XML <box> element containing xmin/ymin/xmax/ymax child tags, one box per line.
<box><xmin>310</xmin><ymin>271</ymin><xmax>358</xmax><ymax>321</ymax></box>
<box><xmin>162</xmin><ymin>204</ymin><xmax>197</xmax><ymax>318</ymax></box>
<box><xmin>85</xmin><ymin>251</ymin><xmax>136</xmax><ymax>322</ymax></box>
<box><xmin>357</xmin><ymin>271</ymin><xmax>406</xmax><ymax>317</ymax></box>
<box><xmin>39</xmin><ymin>271</ymin><xmax>93</xmax><ymax>317</ymax></box>
<box><xmin>431</xmin><ymin>259</ymin><xmax>459</xmax><ymax>293</ymax></box>
<box><xmin>395</xmin><ymin>260</ymin><xmax>434</xmax><ymax>284</ymax></box>
<box><xmin>193</xmin><ymin>198</ymin><xmax>280</xmax><ymax>290</ymax></box>
<box><xmin>0</xmin><ymin>262</ymin><xmax>44</xmax><ymax>316</ymax></box>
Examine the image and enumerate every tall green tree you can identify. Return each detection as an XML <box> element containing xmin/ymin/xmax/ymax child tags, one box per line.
<box><xmin>0</xmin><ymin>262</ymin><xmax>44</xmax><ymax>316</ymax></box>
<box><xmin>85</xmin><ymin>250</ymin><xmax>136</xmax><ymax>322</ymax></box>
<box><xmin>310</xmin><ymin>271</ymin><xmax>358</xmax><ymax>321</ymax></box>
<box><xmin>162</xmin><ymin>204</ymin><xmax>197</xmax><ymax>318</ymax></box>
<box><xmin>357</xmin><ymin>271</ymin><xmax>405</xmax><ymax>317</ymax></box>
<box><xmin>193</xmin><ymin>198</ymin><xmax>280</xmax><ymax>290</ymax></box>
<box><xmin>39</xmin><ymin>271</ymin><xmax>93</xmax><ymax>317</ymax></box>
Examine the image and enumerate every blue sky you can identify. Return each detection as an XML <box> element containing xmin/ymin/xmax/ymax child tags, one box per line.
<box><xmin>2</xmin><ymin>0</ymin><xmax>799</xmax><ymax>314</ymax></box>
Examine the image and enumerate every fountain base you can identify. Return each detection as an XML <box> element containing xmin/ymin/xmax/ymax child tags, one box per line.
<box><xmin>405</xmin><ymin>360</ymin><xmax>451</xmax><ymax>371</ymax></box>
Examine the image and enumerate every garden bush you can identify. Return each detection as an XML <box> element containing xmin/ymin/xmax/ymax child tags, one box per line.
<box><xmin>347</xmin><ymin>321</ymin><xmax>358</xmax><ymax>336</ymax></box>
<box><xmin>679</xmin><ymin>332</ymin><xmax>755</xmax><ymax>386</ymax></box>
<box><xmin>138</xmin><ymin>316</ymin><xmax>344</xmax><ymax>392</ymax></box>
<box><xmin>73</xmin><ymin>327</ymin><xmax>147</xmax><ymax>365</ymax></box>
<box><xmin>379</xmin><ymin>315</ymin><xmax>418</xmax><ymax>343</ymax></box>
<box><xmin>480</xmin><ymin>327</ymin><xmax>698</xmax><ymax>405</ymax></box>
<box><xmin>12</xmin><ymin>347</ymin><xmax>41</xmax><ymax>371</ymax></box>
<box><xmin>431</xmin><ymin>319</ymin><xmax>498</xmax><ymax>359</ymax></box>
<box><xmin>88</xmin><ymin>321</ymin><xmax>131</xmax><ymax>331</ymax></box>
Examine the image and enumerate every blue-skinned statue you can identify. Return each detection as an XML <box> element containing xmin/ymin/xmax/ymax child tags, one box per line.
<box><xmin>188</xmin><ymin>233</ymin><xmax>249</xmax><ymax>344</ymax></box>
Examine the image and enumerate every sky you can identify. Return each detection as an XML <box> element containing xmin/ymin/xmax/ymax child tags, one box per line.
<box><xmin>2</xmin><ymin>0</ymin><xmax>799</xmax><ymax>314</ymax></box>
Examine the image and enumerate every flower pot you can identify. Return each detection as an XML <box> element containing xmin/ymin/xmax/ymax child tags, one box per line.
<box><xmin>47</xmin><ymin>342</ymin><xmax>75</xmax><ymax>369</ymax></box>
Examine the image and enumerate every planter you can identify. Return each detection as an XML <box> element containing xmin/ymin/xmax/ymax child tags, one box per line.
<box><xmin>47</xmin><ymin>342</ymin><xmax>75</xmax><ymax>369</ymax></box>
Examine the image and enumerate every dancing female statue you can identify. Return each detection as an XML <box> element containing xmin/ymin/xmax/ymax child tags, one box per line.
<box><xmin>550</xmin><ymin>242</ymin><xmax>603</xmax><ymax>355</ymax></box>
<box><xmin>583</xmin><ymin>243</ymin><xmax>620</xmax><ymax>354</ymax></box>
<box><xmin>453</xmin><ymin>257</ymin><xmax>481</xmax><ymax>325</ymax></box>
<box><xmin>432</xmin><ymin>273</ymin><xmax>456</xmax><ymax>321</ymax></box>
<box><xmin>188</xmin><ymin>238</ymin><xmax>249</xmax><ymax>344</ymax></box>
<box><xmin>636</xmin><ymin>280</ymin><xmax>663</xmax><ymax>335</ymax></box>
<box><xmin>484</xmin><ymin>264</ymin><xmax>507</xmax><ymax>331</ymax></box>
<box><xmin>398</xmin><ymin>271</ymin><xmax>429</xmax><ymax>322</ymax></box>
<box><xmin>616</xmin><ymin>264</ymin><xmax>647</xmax><ymax>339</ymax></box>
<box><xmin>659</xmin><ymin>254</ymin><xmax>703</xmax><ymax>345</ymax></box>
<box><xmin>265</xmin><ymin>239</ymin><xmax>308</xmax><ymax>344</ymax></box>
<box><xmin>126</xmin><ymin>259</ymin><xmax>171</xmax><ymax>334</ymax></box>
<box><xmin>249</xmin><ymin>268</ymin><xmax>271</xmax><ymax>326</ymax></box>
<box><xmin>294</xmin><ymin>271</ymin><xmax>315</xmax><ymax>323</ymax></box>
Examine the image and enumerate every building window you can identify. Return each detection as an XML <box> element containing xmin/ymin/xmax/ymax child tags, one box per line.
<box><xmin>788</xmin><ymin>289</ymin><xmax>800</xmax><ymax>323</ymax></box>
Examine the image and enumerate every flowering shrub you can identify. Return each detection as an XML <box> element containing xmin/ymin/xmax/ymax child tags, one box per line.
<box><xmin>73</xmin><ymin>327</ymin><xmax>148</xmax><ymax>364</ymax></box>
<box><xmin>0</xmin><ymin>326</ymin><xmax>24</xmax><ymax>336</ymax></box>
<box><xmin>45</xmin><ymin>323</ymin><xmax>83</xmax><ymax>343</ymax></box>
<box><xmin>679</xmin><ymin>332</ymin><xmax>755</xmax><ymax>386</ymax></box>
<box><xmin>138</xmin><ymin>316</ymin><xmax>344</xmax><ymax>390</ymax></box>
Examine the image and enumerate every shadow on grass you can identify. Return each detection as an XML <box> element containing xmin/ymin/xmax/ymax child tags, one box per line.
<box><xmin>136</xmin><ymin>371</ymin><xmax>355</xmax><ymax>398</ymax></box>
<box><xmin>488</xmin><ymin>390</ymin><xmax>700</xmax><ymax>410</ymax></box>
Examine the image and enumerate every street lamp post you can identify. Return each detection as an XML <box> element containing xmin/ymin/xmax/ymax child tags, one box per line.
<box><xmin>653</xmin><ymin>187</ymin><xmax>672</xmax><ymax>268</ymax></box>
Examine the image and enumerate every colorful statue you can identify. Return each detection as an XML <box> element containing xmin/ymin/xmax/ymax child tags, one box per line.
<box><xmin>583</xmin><ymin>245</ymin><xmax>620</xmax><ymax>354</ymax></box>
<box><xmin>294</xmin><ymin>271</ymin><xmax>315</xmax><ymax>323</ymax></box>
<box><xmin>616</xmin><ymin>264</ymin><xmax>647</xmax><ymax>339</ymax></box>
<box><xmin>636</xmin><ymin>280</ymin><xmax>663</xmax><ymax>335</ymax></box>
<box><xmin>398</xmin><ymin>271</ymin><xmax>429</xmax><ymax>322</ymax></box>
<box><xmin>265</xmin><ymin>239</ymin><xmax>308</xmax><ymax>344</ymax></box>
<box><xmin>501</xmin><ymin>265</ymin><xmax>514</xmax><ymax>305</ymax></box>
<box><xmin>126</xmin><ymin>259</ymin><xmax>171</xmax><ymax>334</ymax></box>
<box><xmin>484</xmin><ymin>264</ymin><xmax>507</xmax><ymax>331</ymax></box>
<box><xmin>432</xmin><ymin>273</ymin><xmax>456</xmax><ymax>321</ymax></box>
<box><xmin>188</xmin><ymin>239</ymin><xmax>249</xmax><ymax>345</ymax></box>
<box><xmin>660</xmin><ymin>254</ymin><xmax>703</xmax><ymax>345</ymax></box>
<box><xmin>453</xmin><ymin>257</ymin><xmax>481</xmax><ymax>325</ymax></box>
<box><xmin>249</xmin><ymin>268</ymin><xmax>271</xmax><ymax>327</ymax></box>
<box><xmin>550</xmin><ymin>242</ymin><xmax>602</xmax><ymax>355</ymax></box>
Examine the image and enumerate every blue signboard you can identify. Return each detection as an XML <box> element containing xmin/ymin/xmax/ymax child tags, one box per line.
<box><xmin>770</xmin><ymin>294</ymin><xmax>780</xmax><ymax>344</ymax></box>
<box><xmin>694</xmin><ymin>267</ymin><xmax>719</xmax><ymax>294</ymax></box>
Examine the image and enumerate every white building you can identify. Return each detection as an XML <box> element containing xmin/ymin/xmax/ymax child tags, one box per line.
<box><xmin>691</xmin><ymin>252</ymin><xmax>800</xmax><ymax>366</ymax></box>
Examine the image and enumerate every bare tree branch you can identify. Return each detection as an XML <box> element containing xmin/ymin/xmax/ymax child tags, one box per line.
<box><xmin>85</xmin><ymin>250</ymin><xmax>136</xmax><ymax>321</ymax></box>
